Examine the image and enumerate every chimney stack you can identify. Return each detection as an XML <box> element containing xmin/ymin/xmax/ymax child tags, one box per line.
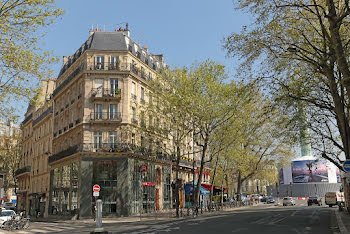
<box><xmin>144</xmin><ymin>45</ymin><xmax>148</xmax><ymax>53</ymax></box>
<box><xmin>63</xmin><ymin>56</ymin><xmax>68</xmax><ymax>65</ymax></box>
<box><xmin>89</xmin><ymin>29</ymin><xmax>94</xmax><ymax>36</ymax></box>
<box><xmin>154</xmin><ymin>54</ymin><xmax>164</xmax><ymax>63</ymax></box>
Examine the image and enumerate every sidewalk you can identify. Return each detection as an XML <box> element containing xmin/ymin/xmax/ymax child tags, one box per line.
<box><xmin>32</xmin><ymin>204</ymin><xmax>254</xmax><ymax>225</ymax></box>
<box><xmin>335</xmin><ymin>209</ymin><xmax>350</xmax><ymax>234</ymax></box>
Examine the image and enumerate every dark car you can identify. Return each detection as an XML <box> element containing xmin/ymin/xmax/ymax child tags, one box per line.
<box><xmin>260</xmin><ymin>196</ymin><xmax>267</xmax><ymax>202</ymax></box>
<box><xmin>266</xmin><ymin>197</ymin><xmax>276</xmax><ymax>204</ymax></box>
<box><xmin>308</xmin><ymin>196</ymin><xmax>322</xmax><ymax>206</ymax></box>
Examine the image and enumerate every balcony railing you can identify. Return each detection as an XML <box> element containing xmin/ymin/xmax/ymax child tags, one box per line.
<box><xmin>91</xmin><ymin>88</ymin><xmax>121</xmax><ymax>99</ymax></box>
<box><xmin>15</xmin><ymin>166</ymin><xmax>31</xmax><ymax>176</ymax></box>
<box><xmin>53</xmin><ymin>62</ymin><xmax>152</xmax><ymax>98</ymax></box>
<box><xmin>90</xmin><ymin>112</ymin><xmax>122</xmax><ymax>121</ymax></box>
<box><xmin>48</xmin><ymin>143</ymin><xmax>173</xmax><ymax>164</ymax></box>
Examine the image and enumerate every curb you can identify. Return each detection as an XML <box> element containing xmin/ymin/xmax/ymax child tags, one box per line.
<box><xmin>335</xmin><ymin>210</ymin><xmax>348</xmax><ymax>234</ymax></box>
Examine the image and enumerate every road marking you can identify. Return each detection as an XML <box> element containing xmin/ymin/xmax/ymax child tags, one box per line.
<box><xmin>291</xmin><ymin>210</ymin><xmax>298</xmax><ymax>216</ymax></box>
<box><xmin>232</xmin><ymin>227</ymin><xmax>248</xmax><ymax>232</ymax></box>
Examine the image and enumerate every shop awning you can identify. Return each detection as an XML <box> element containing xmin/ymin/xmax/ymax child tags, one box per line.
<box><xmin>201</xmin><ymin>183</ymin><xmax>228</xmax><ymax>191</ymax></box>
<box><xmin>184</xmin><ymin>184</ymin><xmax>210</xmax><ymax>195</ymax></box>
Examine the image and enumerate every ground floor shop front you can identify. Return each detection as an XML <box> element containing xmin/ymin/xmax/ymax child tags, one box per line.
<box><xmin>49</xmin><ymin>155</ymin><xmax>172</xmax><ymax>218</ymax></box>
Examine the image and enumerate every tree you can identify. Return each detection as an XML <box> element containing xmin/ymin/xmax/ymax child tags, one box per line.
<box><xmin>213</xmin><ymin>91</ymin><xmax>293</xmax><ymax>200</ymax></box>
<box><xmin>0</xmin><ymin>124</ymin><xmax>21</xmax><ymax>196</ymax></box>
<box><xmin>0</xmin><ymin>0</ymin><xmax>64</xmax><ymax>119</ymax></box>
<box><xmin>184</xmin><ymin>61</ymin><xmax>247</xmax><ymax>207</ymax></box>
<box><xmin>145</xmin><ymin>68</ymin><xmax>194</xmax><ymax>217</ymax></box>
<box><xmin>224</xmin><ymin>0</ymin><xmax>350</xmax><ymax>168</ymax></box>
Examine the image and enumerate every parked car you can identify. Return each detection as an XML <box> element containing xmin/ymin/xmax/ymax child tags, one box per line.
<box><xmin>325</xmin><ymin>192</ymin><xmax>337</xmax><ymax>207</ymax></box>
<box><xmin>336</xmin><ymin>192</ymin><xmax>345</xmax><ymax>206</ymax></box>
<box><xmin>3</xmin><ymin>202</ymin><xmax>15</xmax><ymax>210</ymax></box>
<box><xmin>0</xmin><ymin>210</ymin><xmax>16</xmax><ymax>225</ymax></box>
<box><xmin>260</xmin><ymin>196</ymin><xmax>267</xmax><ymax>203</ymax></box>
<box><xmin>266</xmin><ymin>197</ymin><xmax>276</xmax><ymax>204</ymax></box>
<box><xmin>307</xmin><ymin>196</ymin><xmax>322</xmax><ymax>206</ymax></box>
<box><xmin>283</xmin><ymin>197</ymin><xmax>295</xmax><ymax>206</ymax></box>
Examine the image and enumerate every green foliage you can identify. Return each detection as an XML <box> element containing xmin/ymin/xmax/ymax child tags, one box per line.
<box><xmin>224</xmin><ymin>0</ymin><xmax>350</xmax><ymax>166</ymax></box>
<box><xmin>0</xmin><ymin>126</ymin><xmax>21</xmax><ymax>189</ymax></box>
<box><xmin>0</xmin><ymin>0</ymin><xmax>64</xmax><ymax>120</ymax></box>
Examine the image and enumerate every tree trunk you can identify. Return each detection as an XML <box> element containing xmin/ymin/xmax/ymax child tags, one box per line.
<box><xmin>175</xmin><ymin>146</ymin><xmax>181</xmax><ymax>217</ymax></box>
<box><xmin>195</xmin><ymin>136</ymin><xmax>208</xmax><ymax>207</ymax></box>
<box><xmin>209</xmin><ymin>154</ymin><xmax>219</xmax><ymax>211</ymax></box>
<box><xmin>225</xmin><ymin>174</ymin><xmax>229</xmax><ymax>200</ymax></box>
<box><xmin>236</xmin><ymin>171</ymin><xmax>242</xmax><ymax>201</ymax></box>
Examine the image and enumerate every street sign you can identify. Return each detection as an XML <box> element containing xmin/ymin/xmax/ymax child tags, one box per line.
<box><xmin>343</xmin><ymin>160</ymin><xmax>350</xmax><ymax>172</ymax></box>
<box><xmin>93</xmin><ymin>191</ymin><xmax>99</xmax><ymax>197</ymax></box>
<box><xmin>140</xmin><ymin>165</ymin><xmax>148</xmax><ymax>172</ymax></box>
<box><xmin>93</xmin><ymin>184</ymin><xmax>100</xmax><ymax>192</ymax></box>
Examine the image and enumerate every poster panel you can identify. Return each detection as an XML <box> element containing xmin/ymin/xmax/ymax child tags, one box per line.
<box><xmin>292</xmin><ymin>160</ymin><xmax>328</xmax><ymax>183</ymax></box>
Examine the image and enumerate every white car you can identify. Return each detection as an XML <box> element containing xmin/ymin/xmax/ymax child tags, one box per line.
<box><xmin>0</xmin><ymin>210</ymin><xmax>16</xmax><ymax>225</ymax></box>
<box><xmin>283</xmin><ymin>197</ymin><xmax>296</xmax><ymax>206</ymax></box>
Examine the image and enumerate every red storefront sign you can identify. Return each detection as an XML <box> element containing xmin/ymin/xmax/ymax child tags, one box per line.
<box><xmin>142</xmin><ymin>182</ymin><xmax>156</xmax><ymax>187</ymax></box>
<box><xmin>140</xmin><ymin>165</ymin><xmax>148</xmax><ymax>172</ymax></box>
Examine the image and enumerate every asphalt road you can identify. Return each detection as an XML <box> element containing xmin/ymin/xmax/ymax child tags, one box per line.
<box><xmin>119</xmin><ymin>204</ymin><xmax>338</xmax><ymax>234</ymax></box>
<box><xmin>12</xmin><ymin>202</ymin><xmax>340</xmax><ymax>234</ymax></box>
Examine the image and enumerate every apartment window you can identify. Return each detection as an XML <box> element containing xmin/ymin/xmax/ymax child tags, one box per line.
<box><xmin>131</xmin><ymin>133</ymin><xmax>135</xmax><ymax>146</ymax></box>
<box><xmin>94</xmin><ymin>132</ymin><xmax>102</xmax><ymax>149</ymax></box>
<box><xmin>141</xmin><ymin>136</ymin><xmax>145</xmax><ymax>148</ymax></box>
<box><xmin>140</xmin><ymin>111</ymin><xmax>145</xmax><ymax>127</ymax></box>
<box><xmin>95</xmin><ymin>104</ymin><xmax>103</xmax><ymax>119</ymax></box>
<box><xmin>141</xmin><ymin>67</ymin><xmax>145</xmax><ymax>79</ymax></box>
<box><xmin>140</xmin><ymin>87</ymin><xmax>145</xmax><ymax>102</ymax></box>
<box><xmin>109</xmin><ymin>56</ymin><xmax>119</xmax><ymax>70</ymax></box>
<box><xmin>149</xmin><ymin>115</ymin><xmax>153</xmax><ymax>127</ymax></box>
<box><xmin>131</xmin><ymin>82</ymin><xmax>136</xmax><ymax>99</ymax></box>
<box><xmin>148</xmin><ymin>72</ymin><xmax>152</xmax><ymax>81</ymax></box>
<box><xmin>95</xmin><ymin>56</ymin><xmax>105</xmax><ymax>70</ymax></box>
<box><xmin>149</xmin><ymin>93</ymin><xmax>152</xmax><ymax>104</ymax></box>
<box><xmin>108</xmin><ymin>131</ymin><xmax>118</xmax><ymax>148</ymax></box>
<box><xmin>109</xmin><ymin>104</ymin><xmax>118</xmax><ymax>119</ymax></box>
<box><xmin>110</xmin><ymin>79</ymin><xmax>118</xmax><ymax>96</ymax></box>
<box><xmin>132</xmin><ymin>107</ymin><xmax>136</xmax><ymax>120</ymax></box>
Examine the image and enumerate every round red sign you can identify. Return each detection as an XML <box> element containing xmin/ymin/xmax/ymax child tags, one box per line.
<box><xmin>93</xmin><ymin>184</ymin><xmax>100</xmax><ymax>192</ymax></box>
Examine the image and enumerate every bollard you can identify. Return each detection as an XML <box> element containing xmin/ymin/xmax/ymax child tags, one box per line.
<box><xmin>90</xmin><ymin>199</ymin><xmax>107</xmax><ymax>234</ymax></box>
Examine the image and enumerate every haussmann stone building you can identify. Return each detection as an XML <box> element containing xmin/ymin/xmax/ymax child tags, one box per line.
<box><xmin>16</xmin><ymin>26</ymin><xmax>211</xmax><ymax>218</ymax></box>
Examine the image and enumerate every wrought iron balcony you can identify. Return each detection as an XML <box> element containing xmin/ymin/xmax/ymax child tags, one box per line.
<box><xmin>15</xmin><ymin>166</ymin><xmax>31</xmax><ymax>176</ymax></box>
<box><xmin>91</xmin><ymin>88</ymin><xmax>121</xmax><ymax>100</ymax></box>
<box><xmin>48</xmin><ymin>143</ymin><xmax>173</xmax><ymax>164</ymax></box>
<box><xmin>90</xmin><ymin>112</ymin><xmax>122</xmax><ymax>121</ymax></box>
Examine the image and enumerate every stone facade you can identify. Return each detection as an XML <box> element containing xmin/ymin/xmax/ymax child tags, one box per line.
<box><xmin>18</xmin><ymin>28</ymin><xmax>210</xmax><ymax>218</ymax></box>
<box><xmin>16</xmin><ymin>79</ymin><xmax>55</xmax><ymax>217</ymax></box>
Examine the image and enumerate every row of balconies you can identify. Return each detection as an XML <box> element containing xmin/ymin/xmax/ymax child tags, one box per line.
<box><xmin>48</xmin><ymin>143</ymin><xmax>176</xmax><ymax>164</ymax></box>
<box><xmin>53</xmin><ymin>61</ymin><xmax>153</xmax><ymax>98</ymax></box>
<box><xmin>87</xmin><ymin>62</ymin><xmax>153</xmax><ymax>81</ymax></box>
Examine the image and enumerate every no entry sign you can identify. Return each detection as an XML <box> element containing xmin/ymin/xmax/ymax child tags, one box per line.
<box><xmin>93</xmin><ymin>184</ymin><xmax>100</xmax><ymax>192</ymax></box>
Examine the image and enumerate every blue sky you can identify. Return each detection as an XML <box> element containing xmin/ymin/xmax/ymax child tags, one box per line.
<box><xmin>18</xmin><ymin>0</ymin><xmax>250</xmax><ymax>121</ymax></box>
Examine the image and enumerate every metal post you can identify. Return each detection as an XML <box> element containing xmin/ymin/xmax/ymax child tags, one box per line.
<box><xmin>93</xmin><ymin>199</ymin><xmax>105</xmax><ymax>233</ymax></box>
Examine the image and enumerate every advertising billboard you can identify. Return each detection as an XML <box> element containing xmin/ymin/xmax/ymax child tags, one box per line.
<box><xmin>292</xmin><ymin>160</ymin><xmax>329</xmax><ymax>183</ymax></box>
<box><xmin>278</xmin><ymin>168</ymin><xmax>284</xmax><ymax>184</ymax></box>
